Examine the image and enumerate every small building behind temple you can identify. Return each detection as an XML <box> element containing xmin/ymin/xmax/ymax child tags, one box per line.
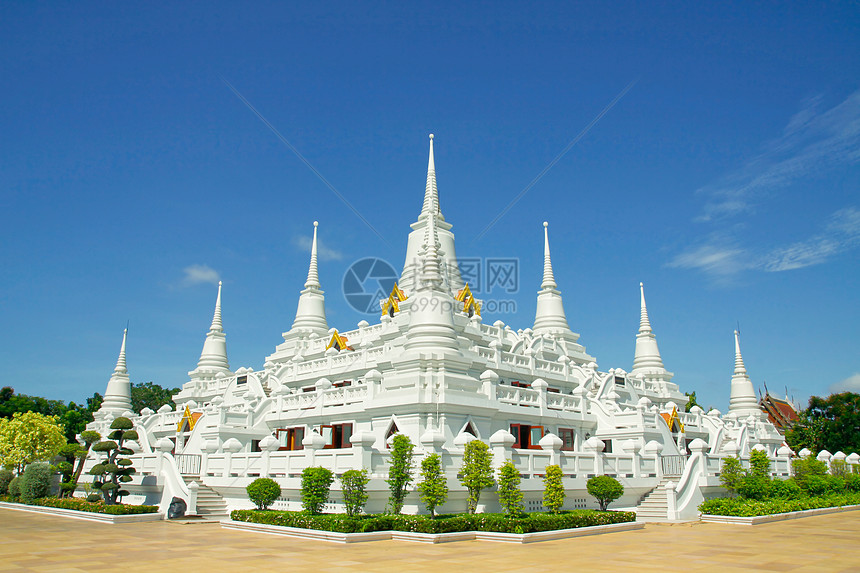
<box><xmin>759</xmin><ymin>392</ymin><xmax>800</xmax><ymax>434</ymax></box>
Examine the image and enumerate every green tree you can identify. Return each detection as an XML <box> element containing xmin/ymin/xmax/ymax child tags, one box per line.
<box><xmin>66</xmin><ymin>430</ymin><xmax>101</xmax><ymax>497</ymax></box>
<box><xmin>417</xmin><ymin>454</ymin><xmax>448</xmax><ymax>518</ymax></box>
<box><xmin>246</xmin><ymin>477</ymin><xmax>281</xmax><ymax>510</ymax></box>
<box><xmin>301</xmin><ymin>467</ymin><xmax>333</xmax><ymax>515</ymax></box>
<box><xmin>340</xmin><ymin>469</ymin><xmax>369</xmax><ymax>517</ymax></box>
<box><xmin>719</xmin><ymin>456</ymin><xmax>745</xmax><ymax>497</ymax></box>
<box><xmin>749</xmin><ymin>449</ymin><xmax>771</xmax><ymax>479</ymax></box>
<box><xmin>543</xmin><ymin>464</ymin><xmax>565</xmax><ymax>513</ymax></box>
<box><xmin>0</xmin><ymin>411</ymin><xmax>67</xmax><ymax>473</ymax></box>
<box><xmin>460</xmin><ymin>439</ymin><xmax>494</xmax><ymax>514</ymax></box>
<box><xmin>89</xmin><ymin>417</ymin><xmax>138</xmax><ymax>505</ymax></box>
<box><xmin>497</xmin><ymin>460</ymin><xmax>524</xmax><ymax>517</ymax></box>
<box><xmin>19</xmin><ymin>462</ymin><xmax>52</xmax><ymax>502</ymax></box>
<box><xmin>786</xmin><ymin>392</ymin><xmax>860</xmax><ymax>455</ymax></box>
<box><xmin>586</xmin><ymin>475</ymin><xmax>624</xmax><ymax>511</ymax></box>
<box><xmin>386</xmin><ymin>434</ymin><xmax>414</xmax><ymax>514</ymax></box>
<box><xmin>131</xmin><ymin>382</ymin><xmax>179</xmax><ymax>413</ymax></box>
<box><xmin>684</xmin><ymin>391</ymin><xmax>701</xmax><ymax>413</ymax></box>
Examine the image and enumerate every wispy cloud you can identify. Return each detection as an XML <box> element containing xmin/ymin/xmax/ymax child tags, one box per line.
<box><xmin>760</xmin><ymin>207</ymin><xmax>860</xmax><ymax>271</ymax></box>
<box><xmin>829</xmin><ymin>373</ymin><xmax>860</xmax><ymax>393</ymax></box>
<box><xmin>181</xmin><ymin>264</ymin><xmax>221</xmax><ymax>286</ymax></box>
<box><xmin>695</xmin><ymin>91</ymin><xmax>860</xmax><ymax>222</ymax></box>
<box><xmin>293</xmin><ymin>235</ymin><xmax>344</xmax><ymax>261</ymax></box>
<box><xmin>669</xmin><ymin>207</ymin><xmax>860</xmax><ymax>279</ymax></box>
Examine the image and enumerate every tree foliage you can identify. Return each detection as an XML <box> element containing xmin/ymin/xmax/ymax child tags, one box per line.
<box><xmin>460</xmin><ymin>439</ymin><xmax>494</xmax><ymax>514</ymax></box>
<box><xmin>20</xmin><ymin>462</ymin><xmax>52</xmax><ymax>501</ymax></box>
<box><xmin>0</xmin><ymin>411</ymin><xmax>67</xmax><ymax>472</ymax></box>
<box><xmin>340</xmin><ymin>469</ymin><xmax>369</xmax><ymax>517</ymax></box>
<box><xmin>586</xmin><ymin>475</ymin><xmax>623</xmax><ymax>511</ymax></box>
<box><xmin>543</xmin><ymin>465</ymin><xmax>565</xmax><ymax>513</ymax></box>
<box><xmin>417</xmin><ymin>453</ymin><xmax>448</xmax><ymax>518</ymax></box>
<box><xmin>246</xmin><ymin>477</ymin><xmax>281</xmax><ymax>510</ymax></box>
<box><xmin>719</xmin><ymin>456</ymin><xmax>745</xmax><ymax>497</ymax></box>
<box><xmin>497</xmin><ymin>460</ymin><xmax>524</xmax><ymax>517</ymax></box>
<box><xmin>786</xmin><ymin>392</ymin><xmax>860</xmax><ymax>455</ymax></box>
<box><xmin>0</xmin><ymin>387</ymin><xmax>101</xmax><ymax>443</ymax></box>
<box><xmin>386</xmin><ymin>434</ymin><xmax>414</xmax><ymax>514</ymax></box>
<box><xmin>301</xmin><ymin>467</ymin><xmax>333</xmax><ymax>515</ymax></box>
<box><xmin>684</xmin><ymin>391</ymin><xmax>701</xmax><ymax>413</ymax></box>
<box><xmin>130</xmin><ymin>382</ymin><xmax>179</xmax><ymax>413</ymax></box>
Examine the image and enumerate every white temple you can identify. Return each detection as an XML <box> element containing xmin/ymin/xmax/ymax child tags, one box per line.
<box><xmin>85</xmin><ymin>135</ymin><xmax>812</xmax><ymax>521</ymax></box>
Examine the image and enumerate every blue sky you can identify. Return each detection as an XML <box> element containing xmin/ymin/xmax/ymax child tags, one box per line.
<box><xmin>1</xmin><ymin>2</ymin><xmax>858</xmax><ymax>411</ymax></box>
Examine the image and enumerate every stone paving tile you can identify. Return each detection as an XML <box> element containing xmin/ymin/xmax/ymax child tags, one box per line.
<box><xmin>1</xmin><ymin>509</ymin><xmax>859</xmax><ymax>571</ymax></box>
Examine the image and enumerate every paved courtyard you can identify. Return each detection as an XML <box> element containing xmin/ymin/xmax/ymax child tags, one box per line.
<box><xmin>0</xmin><ymin>509</ymin><xmax>858</xmax><ymax>572</ymax></box>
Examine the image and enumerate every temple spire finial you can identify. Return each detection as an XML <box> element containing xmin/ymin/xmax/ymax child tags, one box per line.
<box><xmin>420</xmin><ymin>134</ymin><xmax>442</xmax><ymax>219</ymax></box>
<box><xmin>734</xmin><ymin>329</ymin><xmax>747</xmax><ymax>376</ymax></box>
<box><xmin>418</xmin><ymin>177</ymin><xmax>445</xmax><ymax>291</ymax></box>
<box><xmin>541</xmin><ymin>221</ymin><xmax>557</xmax><ymax>290</ymax></box>
<box><xmin>639</xmin><ymin>282</ymin><xmax>652</xmax><ymax>333</ymax></box>
<box><xmin>305</xmin><ymin>221</ymin><xmax>320</xmax><ymax>290</ymax></box>
<box><xmin>209</xmin><ymin>281</ymin><xmax>223</xmax><ymax>332</ymax></box>
<box><xmin>114</xmin><ymin>328</ymin><xmax>128</xmax><ymax>375</ymax></box>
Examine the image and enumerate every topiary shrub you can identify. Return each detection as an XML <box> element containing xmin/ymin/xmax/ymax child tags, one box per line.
<box><xmin>587</xmin><ymin>475</ymin><xmax>624</xmax><ymax>511</ymax></box>
<box><xmin>89</xmin><ymin>417</ymin><xmax>137</xmax><ymax>505</ymax></box>
<box><xmin>246</xmin><ymin>478</ymin><xmax>281</xmax><ymax>510</ymax></box>
<box><xmin>543</xmin><ymin>465</ymin><xmax>565</xmax><ymax>514</ymax></box>
<box><xmin>417</xmin><ymin>453</ymin><xmax>448</xmax><ymax>518</ymax></box>
<box><xmin>20</xmin><ymin>462</ymin><xmax>52</xmax><ymax>501</ymax></box>
<box><xmin>0</xmin><ymin>469</ymin><xmax>12</xmax><ymax>495</ymax></box>
<box><xmin>301</xmin><ymin>467</ymin><xmax>333</xmax><ymax>515</ymax></box>
<box><xmin>497</xmin><ymin>460</ymin><xmax>524</xmax><ymax>517</ymax></box>
<box><xmin>460</xmin><ymin>440</ymin><xmax>494</xmax><ymax>514</ymax></box>
<box><xmin>340</xmin><ymin>469</ymin><xmax>369</xmax><ymax>517</ymax></box>
<box><xmin>386</xmin><ymin>434</ymin><xmax>414</xmax><ymax>514</ymax></box>
<box><xmin>7</xmin><ymin>476</ymin><xmax>20</xmax><ymax>498</ymax></box>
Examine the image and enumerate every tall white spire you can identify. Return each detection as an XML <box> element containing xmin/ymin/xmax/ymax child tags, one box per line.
<box><xmin>418</xmin><ymin>186</ymin><xmax>446</xmax><ymax>291</ymax></box>
<box><xmin>541</xmin><ymin>222</ymin><xmax>557</xmax><ymax>290</ymax></box>
<box><xmin>400</xmin><ymin>134</ymin><xmax>463</xmax><ymax>295</ymax></box>
<box><xmin>193</xmin><ymin>281</ymin><xmax>230</xmax><ymax>375</ymax></box>
<box><xmin>533</xmin><ymin>222</ymin><xmax>575</xmax><ymax>337</ymax></box>
<box><xmin>420</xmin><ymin>134</ymin><xmax>443</xmax><ymax>219</ymax></box>
<box><xmin>728</xmin><ymin>330</ymin><xmax>760</xmax><ymax>417</ymax></box>
<box><xmin>305</xmin><ymin>221</ymin><xmax>320</xmax><ymax>289</ymax></box>
<box><xmin>97</xmin><ymin>328</ymin><xmax>133</xmax><ymax>418</ymax></box>
<box><xmin>290</xmin><ymin>221</ymin><xmax>329</xmax><ymax>336</ymax></box>
<box><xmin>631</xmin><ymin>282</ymin><xmax>667</xmax><ymax>375</ymax></box>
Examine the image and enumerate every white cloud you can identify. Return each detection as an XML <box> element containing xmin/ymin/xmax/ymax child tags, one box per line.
<box><xmin>181</xmin><ymin>264</ymin><xmax>221</xmax><ymax>286</ymax></box>
<box><xmin>695</xmin><ymin>90</ymin><xmax>860</xmax><ymax>221</ymax></box>
<box><xmin>759</xmin><ymin>207</ymin><xmax>860</xmax><ymax>272</ymax></box>
<box><xmin>829</xmin><ymin>373</ymin><xmax>860</xmax><ymax>393</ymax></box>
<box><xmin>293</xmin><ymin>235</ymin><xmax>344</xmax><ymax>261</ymax></box>
<box><xmin>667</xmin><ymin>243</ymin><xmax>748</xmax><ymax>277</ymax></box>
<box><xmin>670</xmin><ymin>206</ymin><xmax>860</xmax><ymax>279</ymax></box>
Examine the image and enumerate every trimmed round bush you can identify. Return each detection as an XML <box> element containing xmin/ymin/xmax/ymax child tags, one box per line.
<box><xmin>21</xmin><ymin>462</ymin><xmax>52</xmax><ymax>501</ymax></box>
<box><xmin>247</xmin><ymin>478</ymin><xmax>281</xmax><ymax>510</ymax></box>
<box><xmin>110</xmin><ymin>417</ymin><xmax>134</xmax><ymax>430</ymax></box>
<box><xmin>92</xmin><ymin>441</ymin><xmax>117</xmax><ymax>453</ymax></box>
<box><xmin>8</xmin><ymin>476</ymin><xmax>20</xmax><ymax>498</ymax></box>
<box><xmin>301</xmin><ymin>467</ymin><xmax>333</xmax><ymax>515</ymax></box>
<box><xmin>86</xmin><ymin>494</ymin><xmax>101</xmax><ymax>502</ymax></box>
<box><xmin>586</xmin><ymin>475</ymin><xmax>624</xmax><ymax>511</ymax></box>
<box><xmin>0</xmin><ymin>469</ymin><xmax>13</xmax><ymax>495</ymax></box>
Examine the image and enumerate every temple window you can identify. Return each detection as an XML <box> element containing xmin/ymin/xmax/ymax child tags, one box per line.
<box><xmin>558</xmin><ymin>428</ymin><xmax>575</xmax><ymax>451</ymax></box>
<box><xmin>322</xmin><ymin>423</ymin><xmax>353</xmax><ymax>449</ymax></box>
<box><xmin>237</xmin><ymin>376</ymin><xmax>248</xmax><ymax>385</ymax></box>
<box><xmin>276</xmin><ymin>427</ymin><xmax>305</xmax><ymax>451</ymax></box>
<box><xmin>510</xmin><ymin>423</ymin><xmax>543</xmax><ymax>449</ymax></box>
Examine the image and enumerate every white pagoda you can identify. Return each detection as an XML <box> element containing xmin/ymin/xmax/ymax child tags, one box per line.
<box><xmin>86</xmin><ymin>135</ymin><xmax>804</xmax><ymax>521</ymax></box>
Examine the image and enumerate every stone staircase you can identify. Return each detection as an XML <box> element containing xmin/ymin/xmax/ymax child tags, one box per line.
<box><xmin>183</xmin><ymin>478</ymin><xmax>228</xmax><ymax>519</ymax></box>
<box><xmin>636</xmin><ymin>478</ymin><xmax>673</xmax><ymax>521</ymax></box>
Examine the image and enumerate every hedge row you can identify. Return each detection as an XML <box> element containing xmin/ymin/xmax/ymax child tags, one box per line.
<box><xmin>1</xmin><ymin>496</ymin><xmax>158</xmax><ymax>515</ymax></box>
<box><xmin>699</xmin><ymin>492</ymin><xmax>860</xmax><ymax>517</ymax></box>
<box><xmin>230</xmin><ymin>509</ymin><xmax>635</xmax><ymax>534</ymax></box>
